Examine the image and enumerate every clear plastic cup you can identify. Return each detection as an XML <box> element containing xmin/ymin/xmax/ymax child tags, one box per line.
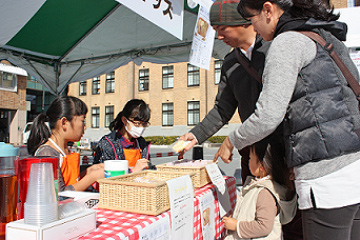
<box><xmin>24</xmin><ymin>202</ymin><xmax>58</xmax><ymax>225</ymax></box>
<box><xmin>58</xmin><ymin>201</ymin><xmax>86</xmax><ymax>219</ymax></box>
<box><xmin>25</xmin><ymin>163</ymin><xmax>57</xmax><ymax>205</ymax></box>
<box><xmin>24</xmin><ymin>163</ymin><xmax>58</xmax><ymax>225</ymax></box>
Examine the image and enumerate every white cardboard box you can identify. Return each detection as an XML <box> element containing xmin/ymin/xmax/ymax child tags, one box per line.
<box><xmin>58</xmin><ymin>191</ymin><xmax>99</xmax><ymax>208</ymax></box>
<box><xmin>6</xmin><ymin>209</ymin><xmax>96</xmax><ymax>240</ymax></box>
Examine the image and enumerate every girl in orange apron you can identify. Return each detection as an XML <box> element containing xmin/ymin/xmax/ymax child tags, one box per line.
<box><xmin>29</xmin><ymin>96</ymin><xmax>104</xmax><ymax>192</ymax></box>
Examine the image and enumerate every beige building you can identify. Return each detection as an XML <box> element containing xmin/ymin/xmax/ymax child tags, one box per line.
<box><xmin>68</xmin><ymin>60</ymin><xmax>241</xmax><ymax>141</ymax></box>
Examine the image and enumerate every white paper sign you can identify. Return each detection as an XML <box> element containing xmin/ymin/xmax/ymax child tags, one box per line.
<box><xmin>189</xmin><ymin>0</ymin><xmax>215</xmax><ymax>70</ymax></box>
<box><xmin>198</xmin><ymin>191</ymin><xmax>216</xmax><ymax>240</ymax></box>
<box><xmin>205</xmin><ymin>163</ymin><xmax>231</xmax><ymax>217</ymax></box>
<box><xmin>139</xmin><ymin>214</ymin><xmax>171</xmax><ymax>240</ymax></box>
<box><xmin>116</xmin><ymin>0</ymin><xmax>184</xmax><ymax>39</ymax></box>
<box><xmin>350</xmin><ymin>50</ymin><xmax>360</xmax><ymax>74</ymax></box>
<box><xmin>166</xmin><ymin>175</ymin><xmax>194</xmax><ymax>240</ymax></box>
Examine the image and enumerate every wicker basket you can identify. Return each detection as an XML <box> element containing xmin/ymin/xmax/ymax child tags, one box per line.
<box><xmin>156</xmin><ymin>160</ymin><xmax>214</xmax><ymax>188</ymax></box>
<box><xmin>98</xmin><ymin>170</ymin><xmax>196</xmax><ymax>215</ymax></box>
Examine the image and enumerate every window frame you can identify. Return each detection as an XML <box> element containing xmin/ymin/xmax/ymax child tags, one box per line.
<box><xmin>92</xmin><ymin>77</ymin><xmax>100</xmax><ymax>95</ymax></box>
<box><xmin>162</xmin><ymin>65</ymin><xmax>174</xmax><ymax>89</ymax></box>
<box><xmin>162</xmin><ymin>103</ymin><xmax>174</xmax><ymax>126</ymax></box>
<box><xmin>187</xmin><ymin>64</ymin><xmax>200</xmax><ymax>87</ymax></box>
<box><xmin>105</xmin><ymin>72</ymin><xmax>115</xmax><ymax>93</ymax></box>
<box><xmin>0</xmin><ymin>71</ymin><xmax>17</xmax><ymax>90</ymax></box>
<box><xmin>139</xmin><ymin>69</ymin><xmax>149</xmax><ymax>91</ymax></box>
<box><xmin>79</xmin><ymin>81</ymin><xmax>87</xmax><ymax>96</ymax></box>
<box><xmin>187</xmin><ymin>101</ymin><xmax>200</xmax><ymax>126</ymax></box>
<box><xmin>214</xmin><ymin>60</ymin><xmax>223</xmax><ymax>85</ymax></box>
<box><xmin>105</xmin><ymin>105</ymin><xmax>114</xmax><ymax>128</ymax></box>
<box><xmin>91</xmin><ymin>107</ymin><xmax>100</xmax><ymax>128</ymax></box>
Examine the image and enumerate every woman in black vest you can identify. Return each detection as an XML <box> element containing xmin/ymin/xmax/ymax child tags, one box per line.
<box><xmin>213</xmin><ymin>0</ymin><xmax>360</xmax><ymax>239</ymax></box>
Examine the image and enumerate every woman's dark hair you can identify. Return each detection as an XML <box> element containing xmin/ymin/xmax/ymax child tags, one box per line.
<box><xmin>251</xmin><ymin>136</ymin><xmax>289</xmax><ymax>187</ymax></box>
<box><xmin>109</xmin><ymin>99</ymin><xmax>150</xmax><ymax>132</ymax></box>
<box><xmin>238</xmin><ymin>0</ymin><xmax>339</xmax><ymax>22</ymax></box>
<box><xmin>27</xmin><ymin>96</ymin><xmax>88</xmax><ymax>155</ymax></box>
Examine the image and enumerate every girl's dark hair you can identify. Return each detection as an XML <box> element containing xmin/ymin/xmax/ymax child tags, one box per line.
<box><xmin>27</xmin><ymin>96</ymin><xmax>88</xmax><ymax>155</ymax></box>
<box><xmin>238</xmin><ymin>0</ymin><xmax>339</xmax><ymax>22</ymax></box>
<box><xmin>251</xmin><ymin>136</ymin><xmax>289</xmax><ymax>187</ymax></box>
<box><xmin>109</xmin><ymin>99</ymin><xmax>150</xmax><ymax>132</ymax></box>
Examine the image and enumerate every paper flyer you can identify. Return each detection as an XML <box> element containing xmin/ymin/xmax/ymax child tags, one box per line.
<box><xmin>198</xmin><ymin>190</ymin><xmax>216</xmax><ymax>240</ymax></box>
<box><xmin>139</xmin><ymin>214</ymin><xmax>171</xmax><ymax>240</ymax></box>
<box><xmin>166</xmin><ymin>175</ymin><xmax>194</xmax><ymax>240</ymax></box>
<box><xmin>205</xmin><ymin>163</ymin><xmax>231</xmax><ymax>217</ymax></box>
<box><xmin>116</xmin><ymin>0</ymin><xmax>184</xmax><ymax>39</ymax></box>
<box><xmin>189</xmin><ymin>0</ymin><xmax>215</xmax><ymax>70</ymax></box>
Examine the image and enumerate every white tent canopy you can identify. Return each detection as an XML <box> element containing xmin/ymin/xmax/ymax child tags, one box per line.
<box><xmin>0</xmin><ymin>0</ymin><xmax>230</xmax><ymax>95</ymax></box>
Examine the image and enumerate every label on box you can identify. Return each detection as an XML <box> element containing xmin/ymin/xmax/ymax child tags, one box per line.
<box><xmin>104</xmin><ymin>170</ymin><xmax>126</xmax><ymax>178</ymax></box>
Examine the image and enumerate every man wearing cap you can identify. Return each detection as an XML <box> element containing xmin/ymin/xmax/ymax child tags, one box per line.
<box><xmin>180</xmin><ymin>2</ymin><xmax>303</xmax><ymax>239</ymax></box>
<box><xmin>180</xmin><ymin>0</ymin><xmax>266</xmax><ymax>184</ymax></box>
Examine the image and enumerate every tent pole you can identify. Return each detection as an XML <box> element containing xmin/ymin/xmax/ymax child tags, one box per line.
<box><xmin>59</xmin><ymin>61</ymin><xmax>84</xmax><ymax>95</ymax></box>
<box><xmin>54</xmin><ymin>62</ymin><xmax>60</xmax><ymax>96</ymax></box>
<box><xmin>28</xmin><ymin>60</ymin><xmax>57</xmax><ymax>94</ymax></box>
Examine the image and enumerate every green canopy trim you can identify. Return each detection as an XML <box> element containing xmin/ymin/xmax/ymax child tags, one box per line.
<box><xmin>6</xmin><ymin>0</ymin><xmax>118</xmax><ymax>58</ymax></box>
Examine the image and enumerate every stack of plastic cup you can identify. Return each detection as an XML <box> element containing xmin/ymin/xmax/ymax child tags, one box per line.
<box><xmin>24</xmin><ymin>163</ymin><xmax>58</xmax><ymax>226</ymax></box>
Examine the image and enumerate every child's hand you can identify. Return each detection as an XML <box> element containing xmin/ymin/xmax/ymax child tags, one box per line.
<box><xmin>133</xmin><ymin>158</ymin><xmax>149</xmax><ymax>173</ymax></box>
<box><xmin>86</xmin><ymin>163</ymin><xmax>104</xmax><ymax>182</ymax></box>
<box><xmin>222</xmin><ymin>216</ymin><xmax>237</xmax><ymax>231</ymax></box>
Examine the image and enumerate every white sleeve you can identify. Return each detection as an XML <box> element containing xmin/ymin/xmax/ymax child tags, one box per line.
<box><xmin>229</xmin><ymin>31</ymin><xmax>317</xmax><ymax>150</ymax></box>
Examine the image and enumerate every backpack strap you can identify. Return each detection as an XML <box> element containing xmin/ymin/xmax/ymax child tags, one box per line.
<box><xmin>299</xmin><ymin>31</ymin><xmax>360</xmax><ymax>99</ymax></box>
<box><xmin>235</xmin><ymin>47</ymin><xmax>262</xmax><ymax>85</ymax></box>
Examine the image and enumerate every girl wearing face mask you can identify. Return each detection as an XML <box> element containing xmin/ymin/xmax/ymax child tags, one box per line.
<box><xmin>94</xmin><ymin>99</ymin><xmax>153</xmax><ymax>172</ymax></box>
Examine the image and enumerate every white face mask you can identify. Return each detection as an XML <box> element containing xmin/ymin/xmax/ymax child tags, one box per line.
<box><xmin>125</xmin><ymin>120</ymin><xmax>145</xmax><ymax>138</ymax></box>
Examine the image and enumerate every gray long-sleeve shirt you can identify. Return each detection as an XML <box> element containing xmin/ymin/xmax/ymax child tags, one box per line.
<box><xmin>229</xmin><ymin>31</ymin><xmax>360</xmax><ymax>180</ymax></box>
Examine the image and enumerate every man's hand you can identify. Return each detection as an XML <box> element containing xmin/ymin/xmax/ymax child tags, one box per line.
<box><xmin>178</xmin><ymin>133</ymin><xmax>198</xmax><ymax>158</ymax></box>
<box><xmin>213</xmin><ymin>136</ymin><xmax>234</xmax><ymax>163</ymax></box>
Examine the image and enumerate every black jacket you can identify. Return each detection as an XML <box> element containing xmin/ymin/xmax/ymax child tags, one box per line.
<box><xmin>190</xmin><ymin>36</ymin><xmax>270</xmax><ymax>143</ymax></box>
<box><xmin>93</xmin><ymin>131</ymin><xmax>154</xmax><ymax>168</ymax></box>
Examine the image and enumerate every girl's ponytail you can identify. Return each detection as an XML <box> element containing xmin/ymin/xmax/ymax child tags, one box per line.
<box><xmin>27</xmin><ymin>112</ymin><xmax>52</xmax><ymax>155</ymax></box>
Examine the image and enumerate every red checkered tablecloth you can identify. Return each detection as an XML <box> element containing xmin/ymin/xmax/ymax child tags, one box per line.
<box><xmin>78</xmin><ymin>176</ymin><xmax>236</xmax><ymax>240</ymax></box>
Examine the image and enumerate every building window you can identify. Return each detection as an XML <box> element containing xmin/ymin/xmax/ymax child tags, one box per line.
<box><xmin>162</xmin><ymin>66</ymin><xmax>174</xmax><ymax>89</ymax></box>
<box><xmin>92</xmin><ymin>77</ymin><xmax>100</xmax><ymax>95</ymax></box>
<box><xmin>0</xmin><ymin>71</ymin><xmax>17</xmax><ymax>88</ymax></box>
<box><xmin>105</xmin><ymin>71</ymin><xmax>115</xmax><ymax>93</ymax></box>
<box><xmin>139</xmin><ymin>69</ymin><xmax>149</xmax><ymax>91</ymax></box>
<box><xmin>79</xmin><ymin>81</ymin><xmax>87</xmax><ymax>96</ymax></box>
<box><xmin>187</xmin><ymin>64</ymin><xmax>200</xmax><ymax>86</ymax></box>
<box><xmin>214</xmin><ymin>60</ymin><xmax>223</xmax><ymax>84</ymax></box>
<box><xmin>187</xmin><ymin>101</ymin><xmax>200</xmax><ymax>125</ymax></box>
<box><xmin>91</xmin><ymin>107</ymin><xmax>100</xmax><ymax>128</ymax></box>
<box><xmin>162</xmin><ymin>103</ymin><xmax>174</xmax><ymax>126</ymax></box>
<box><xmin>105</xmin><ymin>106</ymin><xmax>114</xmax><ymax>128</ymax></box>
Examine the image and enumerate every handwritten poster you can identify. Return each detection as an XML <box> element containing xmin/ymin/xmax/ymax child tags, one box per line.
<box><xmin>138</xmin><ymin>214</ymin><xmax>171</xmax><ymax>240</ymax></box>
<box><xmin>205</xmin><ymin>163</ymin><xmax>231</xmax><ymax>217</ymax></box>
<box><xmin>116</xmin><ymin>0</ymin><xmax>184</xmax><ymax>39</ymax></box>
<box><xmin>350</xmin><ymin>50</ymin><xmax>360</xmax><ymax>74</ymax></box>
<box><xmin>198</xmin><ymin>191</ymin><xmax>215</xmax><ymax>240</ymax></box>
<box><xmin>189</xmin><ymin>0</ymin><xmax>215</xmax><ymax>70</ymax></box>
<box><xmin>166</xmin><ymin>175</ymin><xmax>194</xmax><ymax>240</ymax></box>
